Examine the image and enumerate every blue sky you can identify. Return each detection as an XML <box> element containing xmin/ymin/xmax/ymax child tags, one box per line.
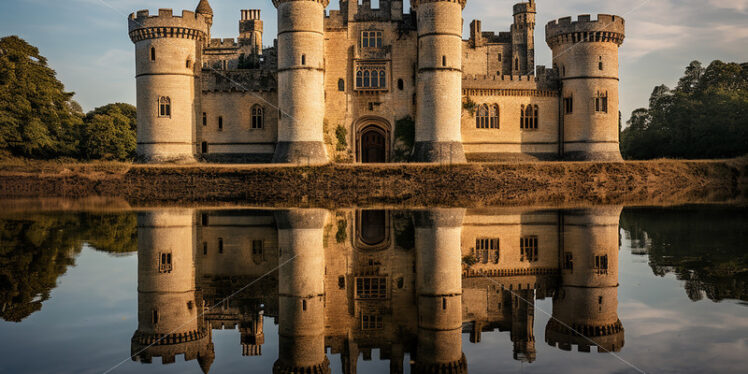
<box><xmin>0</xmin><ymin>0</ymin><xmax>746</xmax><ymax>123</ymax></box>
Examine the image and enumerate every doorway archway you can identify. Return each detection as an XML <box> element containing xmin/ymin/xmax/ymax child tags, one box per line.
<box><xmin>355</xmin><ymin>117</ymin><xmax>391</xmax><ymax>163</ymax></box>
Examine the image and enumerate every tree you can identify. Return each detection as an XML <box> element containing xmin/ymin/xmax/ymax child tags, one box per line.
<box><xmin>0</xmin><ymin>36</ymin><xmax>83</xmax><ymax>158</ymax></box>
<box><xmin>80</xmin><ymin>103</ymin><xmax>137</xmax><ymax>160</ymax></box>
<box><xmin>621</xmin><ymin>60</ymin><xmax>748</xmax><ymax>159</ymax></box>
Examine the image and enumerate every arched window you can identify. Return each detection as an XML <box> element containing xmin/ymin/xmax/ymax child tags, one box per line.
<box><xmin>356</xmin><ymin>71</ymin><xmax>363</xmax><ymax>88</ymax></box>
<box><xmin>521</xmin><ymin>105</ymin><xmax>538</xmax><ymax>130</ymax></box>
<box><xmin>595</xmin><ymin>91</ymin><xmax>608</xmax><ymax>113</ymax></box>
<box><xmin>371</xmin><ymin>70</ymin><xmax>378</xmax><ymax>88</ymax></box>
<box><xmin>338</xmin><ymin>78</ymin><xmax>345</xmax><ymax>91</ymax></box>
<box><xmin>397</xmin><ymin>79</ymin><xmax>404</xmax><ymax>90</ymax></box>
<box><xmin>476</xmin><ymin>104</ymin><xmax>489</xmax><ymax>129</ymax></box>
<box><xmin>150</xmin><ymin>47</ymin><xmax>156</xmax><ymax>61</ymax></box>
<box><xmin>490</xmin><ymin>104</ymin><xmax>500</xmax><ymax>129</ymax></box>
<box><xmin>158</xmin><ymin>97</ymin><xmax>171</xmax><ymax>118</ymax></box>
<box><xmin>520</xmin><ymin>105</ymin><xmax>525</xmax><ymax>128</ymax></box>
<box><xmin>251</xmin><ymin>105</ymin><xmax>264</xmax><ymax>129</ymax></box>
<box><xmin>379</xmin><ymin>70</ymin><xmax>386</xmax><ymax>88</ymax></box>
<box><xmin>363</xmin><ymin>70</ymin><xmax>370</xmax><ymax>88</ymax></box>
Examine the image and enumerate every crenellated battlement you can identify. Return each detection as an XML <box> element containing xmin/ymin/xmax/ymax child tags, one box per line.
<box><xmin>545</xmin><ymin>14</ymin><xmax>625</xmax><ymax>47</ymax></box>
<box><xmin>128</xmin><ymin>9</ymin><xmax>209</xmax><ymax>42</ymax></box>
<box><xmin>513</xmin><ymin>0</ymin><xmax>536</xmax><ymax>15</ymax></box>
<box><xmin>271</xmin><ymin>0</ymin><xmax>330</xmax><ymax>7</ymax></box>
<box><xmin>208</xmin><ymin>38</ymin><xmax>239</xmax><ymax>48</ymax></box>
<box><xmin>411</xmin><ymin>0</ymin><xmax>467</xmax><ymax>10</ymax></box>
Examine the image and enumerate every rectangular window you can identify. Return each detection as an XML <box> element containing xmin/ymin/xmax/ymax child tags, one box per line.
<box><xmin>595</xmin><ymin>97</ymin><xmax>609</xmax><ymax>113</ymax></box>
<box><xmin>355</xmin><ymin>277</ymin><xmax>387</xmax><ymax>299</ymax></box>
<box><xmin>563</xmin><ymin>252</ymin><xmax>573</xmax><ymax>271</ymax></box>
<box><xmin>474</xmin><ymin>238</ymin><xmax>500</xmax><ymax>264</ymax></box>
<box><xmin>218</xmin><ymin>238</ymin><xmax>224</xmax><ymax>254</ymax></box>
<box><xmin>218</xmin><ymin>116</ymin><xmax>223</xmax><ymax>131</ymax></box>
<box><xmin>362</xmin><ymin>31</ymin><xmax>382</xmax><ymax>49</ymax></box>
<box><xmin>520</xmin><ymin>236</ymin><xmax>538</xmax><ymax>262</ymax></box>
<box><xmin>202</xmin><ymin>112</ymin><xmax>207</xmax><ymax>126</ymax></box>
<box><xmin>158</xmin><ymin>97</ymin><xmax>171</xmax><ymax>118</ymax></box>
<box><xmin>564</xmin><ymin>97</ymin><xmax>573</xmax><ymax>114</ymax></box>
<box><xmin>361</xmin><ymin>314</ymin><xmax>383</xmax><ymax>330</ymax></box>
<box><xmin>158</xmin><ymin>252</ymin><xmax>172</xmax><ymax>273</ymax></box>
<box><xmin>594</xmin><ymin>255</ymin><xmax>608</xmax><ymax>274</ymax></box>
<box><xmin>252</xmin><ymin>240</ymin><xmax>263</xmax><ymax>255</ymax></box>
<box><xmin>498</xmin><ymin>53</ymin><xmax>502</xmax><ymax>62</ymax></box>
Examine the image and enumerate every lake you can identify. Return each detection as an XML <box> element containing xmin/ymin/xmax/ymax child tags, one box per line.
<box><xmin>0</xmin><ymin>205</ymin><xmax>745</xmax><ymax>373</ymax></box>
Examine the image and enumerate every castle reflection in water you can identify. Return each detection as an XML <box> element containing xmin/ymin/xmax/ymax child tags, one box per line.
<box><xmin>132</xmin><ymin>207</ymin><xmax>624</xmax><ymax>373</ymax></box>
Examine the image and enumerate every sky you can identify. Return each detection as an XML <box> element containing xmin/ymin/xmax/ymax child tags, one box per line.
<box><xmin>0</xmin><ymin>0</ymin><xmax>746</xmax><ymax>124</ymax></box>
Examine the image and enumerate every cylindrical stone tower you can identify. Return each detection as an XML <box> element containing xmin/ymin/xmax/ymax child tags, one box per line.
<box><xmin>412</xmin><ymin>209</ymin><xmax>467</xmax><ymax>373</ymax></box>
<box><xmin>412</xmin><ymin>0</ymin><xmax>467</xmax><ymax>163</ymax></box>
<box><xmin>128</xmin><ymin>9</ymin><xmax>209</xmax><ymax>163</ymax></box>
<box><xmin>545</xmin><ymin>207</ymin><xmax>625</xmax><ymax>353</ymax></box>
<box><xmin>546</xmin><ymin>14</ymin><xmax>625</xmax><ymax>161</ymax></box>
<box><xmin>271</xmin><ymin>0</ymin><xmax>330</xmax><ymax>164</ymax></box>
<box><xmin>274</xmin><ymin>209</ymin><xmax>331</xmax><ymax>374</ymax></box>
<box><xmin>132</xmin><ymin>210</ymin><xmax>215</xmax><ymax>372</ymax></box>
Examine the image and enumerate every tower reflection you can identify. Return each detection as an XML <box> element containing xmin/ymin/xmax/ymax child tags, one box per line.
<box><xmin>132</xmin><ymin>207</ymin><xmax>624</xmax><ymax>372</ymax></box>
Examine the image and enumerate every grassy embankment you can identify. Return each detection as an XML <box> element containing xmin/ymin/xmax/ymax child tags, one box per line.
<box><xmin>0</xmin><ymin>158</ymin><xmax>745</xmax><ymax>207</ymax></box>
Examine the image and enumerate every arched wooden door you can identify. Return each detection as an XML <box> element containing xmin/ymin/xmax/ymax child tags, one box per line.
<box><xmin>361</xmin><ymin>127</ymin><xmax>386</xmax><ymax>163</ymax></box>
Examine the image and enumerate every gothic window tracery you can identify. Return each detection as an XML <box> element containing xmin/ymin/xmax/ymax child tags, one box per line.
<box><xmin>158</xmin><ymin>97</ymin><xmax>171</xmax><ymax>118</ymax></box>
<box><xmin>251</xmin><ymin>105</ymin><xmax>264</xmax><ymax>129</ymax></box>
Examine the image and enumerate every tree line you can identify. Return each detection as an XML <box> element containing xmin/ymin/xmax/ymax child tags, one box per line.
<box><xmin>621</xmin><ymin>60</ymin><xmax>748</xmax><ymax>159</ymax></box>
<box><xmin>0</xmin><ymin>36</ymin><xmax>136</xmax><ymax>161</ymax></box>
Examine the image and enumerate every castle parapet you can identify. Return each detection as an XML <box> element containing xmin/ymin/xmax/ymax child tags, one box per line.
<box><xmin>545</xmin><ymin>14</ymin><xmax>625</xmax><ymax>47</ymax></box>
<box><xmin>128</xmin><ymin>9</ymin><xmax>209</xmax><ymax>42</ymax></box>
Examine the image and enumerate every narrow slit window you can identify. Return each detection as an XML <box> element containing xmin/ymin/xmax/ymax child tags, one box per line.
<box><xmin>338</xmin><ymin>78</ymin><xmax>345</xmax><ymax>91</ymax></box>
<box><xmin>201</xmin><ymin>141</ymin><xmax>208</xmax><ymax>153</ymax></box>
<box><xmin>150</xmin><ymin>47</ymin><xmax>156</xmax><ymax>61</ymax></box>
<box><xmin>442</xmin><ymin>56</ymin><xmax>447</xmax><ymax>67</ymax></box>
<box><xmin>218</xmin><ymin>116</ymin><xmax>223</xmax><ymax>131</ymax></box>
<box><xmin>301</xmin><ymin>54</ymin><xmax>306</xmax><ymax>65</ymax></box>
<box><xmin>598</xmin><ymin>56</ymin><xmax>603</xmax><ymax>70</ymax></box>
<box><xmin>202</xmin><ymin>112</ymin><xmax>207</xmax><ymax>126</ymax></box>
<box><xmin>218</xmin><ymin>238</ymin><xmax>224</xmax><ymax>254</ymax></box>
<box><xmin>397</xmin><ymin>79</ymin><xmax>404</xmax><ymax>90</ymax></box>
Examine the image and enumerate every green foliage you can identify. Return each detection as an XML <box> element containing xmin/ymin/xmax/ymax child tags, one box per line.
<box><xmin>0</xmin><ymin>36</ymin><xmax>137</xmax><ymax>161</ymax></box>
<box><xmin>462</xmin><ymin>95</ymin><xmax>477</xmax><ymax>116</ymax></box>
<box><xmin>335</xmin><ymin>125</ymin><xmax>348</xmax><ymax>151</ymax></box>
<box><xmin>392</xmin><ymin>116</ymin><xmax>415</xmax><ymax>162</ymax></box>
<box><xmin>80</xmin><ymin>103</ymin><xmax>137</xmax><ymax>161</ymax></box>
<box><xmin>0</xmin><ymin>36</ymin><xmax>83</xmax><ymax>158</ymax></box>
<box><xmin>335</xmin><ymin>218</ymin><xmax>347</xmax><ymax>243</ymax></box>
<box><xmin>621</xmin><ymin>60</ymin><xmax>748</xmax><ymax>159</ymax></box>
<box><xmin>0</xmin><ymin>212</ymin><xmax>137</xmax><ymax>322</ymax></box>
<box><xmin>620</xmin><ymin>207</ymin><xmax>748</xmax><ymax>302</ymax></box>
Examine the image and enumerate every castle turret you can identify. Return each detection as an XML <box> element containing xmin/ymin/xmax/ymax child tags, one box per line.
<box><xmin>128</xmin><ymin>9</ymin><xmax>209</xmax><ymax>163</ymax></box>
<box><xmin>411</xmin><ymin>0</ymin><xmax>467</xmax><ymax>163</ymax></box>
<box><xmin>271</xmin><ymin>0</ymin><xmax>330</xmax><ymax>164</ymax></box>
<box><xmin>545</xmin><ymin>207</ymin><xmax>625</xmax><ymax>353</ymax></box>
<box><xmin>239</xmin><ymin>10</ymin><xmax>263</xmax><ymax>57</ymax></box>
<box><xmin>511</xmin><ymin>1</ymin><xmax>536</xmax><ymax>75</ymax></box>
<box><xmin>196</xmin><ymin>0</ymin><xmax>213</xmax><ymax>42</ymax></box>
<box><xmin>273</xmin><ymin>209</ymin><xmax>331</xmax><ymax>374</ymax></box>
<box><xmin>131</xmin><ymin>210</ymin><xmax>215</xmax><ymax>371</ymax></box>
<box><xmin>546</xmin><ymin>15</ymin><xmax>625</xmax><ymax>161</ymax></box>
<box><xmin>413</xmin><ymin>209</ymin><xmax>467</xmax><ymax>373</ymax></box>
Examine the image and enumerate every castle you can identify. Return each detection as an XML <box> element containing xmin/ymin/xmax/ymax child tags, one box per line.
<box><xmin>128</xmin><ymin>0</ymin><xmax>625</xmax><ymax>164</ymax></box>
<box><xmin>131</xmin><ymin>207</ymin><xmax>625</xmax><ymax>372</ymax></box>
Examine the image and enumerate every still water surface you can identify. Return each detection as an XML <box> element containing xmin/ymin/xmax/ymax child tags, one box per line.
<box><xmin>0</xmin><ymin>205</ymin><xmax>746</xmax><ymax>373</ymax></box>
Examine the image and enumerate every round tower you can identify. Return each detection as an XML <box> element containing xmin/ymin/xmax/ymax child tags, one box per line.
<box><xmin>411</xmin><ymin>0</ymin><xmax>467</xmax><ymax>163</ymax></box>
<box><xmin>511</xmin><ymin>1</ymin><xmax>536</xmax><ymax>75</ymax></box>
<box><xmin>132</xmin><ymin>210</ymin><xmax>215</xmax><ymax>372</ymax></box>
<box><xmin>128</xmin><ymin>9</ymin><xmax>209</xmax><ymax>163</ymax></box>
<box><xmin>546</xmin><ymin>14</ymin><xmax>625</xmax><ymax>161</ymax></box>
<box><xmin>274</xmin><ymin>209</ymin><xmax>331</xmax><ymax>374</ymax></box>
<box><xmin>272</xmin><ymin>0</ymin><xmax>330</xmax><ymax>165</ymax></box>
<box><xmin>239</xmin><ymin>10</ymin><xmax>263</xmax><ymax>56</ymax></box>
<box><xmin>413</xmin><ymin>209</ymin><xmax>467</xmax><ymax>373</ymax></box>
<box><xmin>545</xmin><ymin>207</ymin><xmax>625</xmax><ymax>353</ymax></box>
<box><xmin>196</xmin><ymin>0</ymin><xmax>213</xmax><ymax>41</ymax></box>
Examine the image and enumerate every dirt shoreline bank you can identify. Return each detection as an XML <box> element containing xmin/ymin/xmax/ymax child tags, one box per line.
<box><xmin>0</xmin><ymin>159</ymin><xmax>745</xmax><ymax>207</ymax></box>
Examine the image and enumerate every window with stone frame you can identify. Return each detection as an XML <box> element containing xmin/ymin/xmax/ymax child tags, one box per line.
<box><xmin>564</xmin><ymin>96</ymin><xmax>573</xmax><ymax>114</ymax></box>
<box><xmin>361</xmin><ymin>31</ymin><xmax>383</xmax><ymax>48</ymax></box>
<box><xmin>474</xmin><ymin>238</ymin><xmax>500</xmax><ymax>264</ymax></box>
<box><xmin>355</xmin><ymin>277</ymin><xmax>387</xmax><ymax>299</ymax></box>
<box><xmin>563</xmin><ymin>252</ymin><xmax>574</xmax><ymax>271</ymax></box>
<box><xmin>520</xmin><ymin>236</ymin><xmax>538</xmax><ymax>262</ymax></box>
<box><xmin>361</xmin><ymin>313</ymin><xmax>383</xmax><ymax>330</ymax></box>
<box><xmin>594</xmin><ymin>255</ymin><xmax>609</xmax><ymax>275</ymax></box>
<box><xmin>158</xmin><ymin>97</ymin><xmax>171</xmax><ymax>118</ymax></box>
<box><xmin>251</xmin><ymin>105</ymin><xmax>264</xmax><ymax>129</ymax></box>
<box><xmin>520</xmin><ymin>105</ymin><xmax>538</xmax><ymax>130</ymax></box>
<box><xmin>355</xmin><ymin>64</ymin><xmax>388</xmax><ymax>90</ymax></box>
<box><xmin>158</xmin><ymin>252</ymin><xmax>172</xmax><ymax>273</ymax></box>
<box><xmin>595</xmin><ymin>91</ymin><xmax>608</xmax><ymax>113</ymax></box>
